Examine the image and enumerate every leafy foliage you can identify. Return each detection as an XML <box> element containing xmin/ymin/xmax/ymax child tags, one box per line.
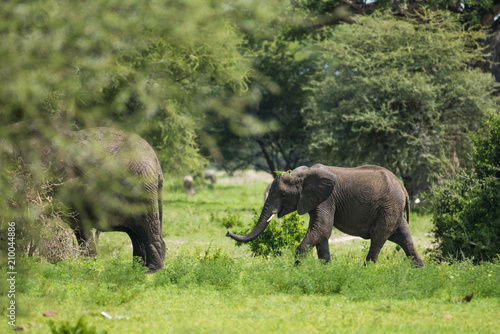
<box><xmin>217</xmin><ymin>211</ymin><xmax>243</xmax><ymax>229</ymax></box>
<box><xmin>430</xmin><ymin>116</ymin><xmax>500</xmax><ymax>262</ymax></box>
<box><xmin>0</xmin><ymin>0</ymin><xmax>282</xmax><ymax>259</ymax></box>
<box><xmin>50</xmin><ymin>317</ymin><xmax>107</xmax><ymax>334</ymax></box>
<box><xmin>0</xmin><ymin>0</ymin><xmax>275</xmax><ymax>175</ymax></box>
<box><xmin>305</xmin><ymin>10</ymin><xmax>499</xmax><ymax>196</ymax></box>
<box><xmin>1</xmin><ymin>159</ymin><xmax>81</xmax><ymax>261</ymax></box>
<box><xmin>234</xmin><ymin>209</ymin><xmax>307</xmax><ymax>257</ymax></box>
<box><xmin>207</xmin><ymin>32</ymin><xmax>320</xmax><ymax>175</ymax></box>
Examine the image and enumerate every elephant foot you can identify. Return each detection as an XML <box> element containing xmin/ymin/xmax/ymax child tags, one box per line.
<box><xmin>79</xmin><ymin>240</ymin><xmax>97</xmax><ymax>257</ymax></box>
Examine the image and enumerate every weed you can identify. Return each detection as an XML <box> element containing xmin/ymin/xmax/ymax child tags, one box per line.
<box><xmin>213</xmin><ymin>211</ymin><xmax>243</xmax><ymax>229</ymax></box>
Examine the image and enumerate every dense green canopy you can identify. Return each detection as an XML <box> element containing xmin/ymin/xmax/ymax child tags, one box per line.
<box><xmin>305</xmin><ymin>10</ymin><xmax>499</xmax><ymax>195</ymax></box>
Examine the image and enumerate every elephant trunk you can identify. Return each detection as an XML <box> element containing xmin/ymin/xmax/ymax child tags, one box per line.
<box><xmin>226</xmin><ymin>203</ymin><xmax>276</xmax><ymax>243</ymax></box>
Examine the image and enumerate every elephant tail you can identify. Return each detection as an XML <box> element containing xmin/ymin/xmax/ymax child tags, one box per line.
<box><xmin>405</xmin><ymin>191</ymin><xmax>410</xmax><ymax>225</ymax></box>
<box><xmin>158</xmin><ymin>173</ymin><xmax>164</xmax><ymax>224</ymax></box>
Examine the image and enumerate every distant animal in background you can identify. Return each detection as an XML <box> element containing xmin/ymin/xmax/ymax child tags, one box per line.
<box><xmin>204</xmin><ymin>169</ymin><xmax>217</xmax><ymax>184</ymax></box>
<box><xmin>184</xmin><ymin>175</ymin><xmax>195</xmax><ymax>197</ymax></box>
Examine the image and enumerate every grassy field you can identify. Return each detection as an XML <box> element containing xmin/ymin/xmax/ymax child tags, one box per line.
<box><xmin>2</xmin><ymin>171</ymin><xmax>500</xmax><ymax>333</ymax></box>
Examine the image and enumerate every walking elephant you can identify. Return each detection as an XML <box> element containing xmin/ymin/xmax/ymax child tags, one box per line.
<box><xmin>227</xmin><ymin>164</ymin><xmax>424</xmax><ymax>267</ymax></box>
<box><xmin>2</xmin><ymin>121</ymin><xmax>166</xmax><ymax>272</ymax></box>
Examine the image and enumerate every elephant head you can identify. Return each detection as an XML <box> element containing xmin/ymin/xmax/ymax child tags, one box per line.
<box><xmin>226</xmin><ymin>165</ymin><xmax>337</xmax><ymax>242</ymax></box>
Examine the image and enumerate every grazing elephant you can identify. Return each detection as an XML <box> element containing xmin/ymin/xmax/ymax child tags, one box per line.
<box><xmin>204</xmin><ymin>169</ymin><xmax>217</xmax><ymax>183</ymax></box>
<box><xmin>183</xmin><ymin>175</ymin><xmax>195</xmax><ymax>197</ymax></box>
<box><xmin>227</xmin><ymin>164</ymin><xmax>424</xmax><ymax>267</ymax></box>
<box><xmin>2</xmin><ymin>121</ymin><xmax>166</xmax><ymax>272</ymax></box>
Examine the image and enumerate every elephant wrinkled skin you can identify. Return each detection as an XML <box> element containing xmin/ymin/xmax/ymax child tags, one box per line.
<box><xmin>3</xmin><ymin>122</ymin><xmax>166</xmax><ymax>272</ymax></box>
<box><xmin>227</xmin><ymin>164</ymin><xmax>424</xmax><ymax>267</ymax></box>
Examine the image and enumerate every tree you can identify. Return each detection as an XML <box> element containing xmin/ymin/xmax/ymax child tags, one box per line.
<box><xmin>292</xmin><ymin>0</ymin><xmax>500</xmax><ymax>28</ymax></box>
<box><xmin>207</xmin><ymin>33</ymin><xmax>321</xmax><ymax>176</ymax></box>
<box><xmin>0</xmin><ymin>0</ymin><xmax>285</xmax><ymax>259</ymax></box>
<box><xmin>429</xmin><ymin>114</ymin><xmax>500</xmax><ymax>262</ymax></box>
<box><xmin>0</xmin><ymin>0</ymin><xmax>279</xmax><ymax>175</ymax></box>
<box><xmin>304</xmin><ymin>10</ymin><xmax>500</xmax><ymax>196</ymax></box>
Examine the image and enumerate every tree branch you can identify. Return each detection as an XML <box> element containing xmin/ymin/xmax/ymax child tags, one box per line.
<box><xmin>257</xmin><ymin>139</ymin><xmax>277</xmax><ymax>178</ymax></box>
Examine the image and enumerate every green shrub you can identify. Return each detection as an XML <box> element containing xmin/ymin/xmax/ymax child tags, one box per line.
<box><xmin>50</xmin><ymin>317</ymin><xmax>106</xmax><ymax>334</ymax></box>
<box><xmin>214</xmin><ymin>211</ymin><xmax>243</xmax><ymax>229</ymax></box>
<box><xmin>429</xmin><ymin>117</ymin><xmax>500</xmax><ymax>262</ymax></box>
<box><xmin>234</xmin><ymin>209</ymin><xmax>307</xmax><ymax>257</ymax></box>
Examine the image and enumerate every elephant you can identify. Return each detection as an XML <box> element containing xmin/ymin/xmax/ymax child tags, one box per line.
<box><xmin>2</xmin><ymin>120</ymin><xmax>166</xmax><ymax>272</ymax></box>
<box><xmin>204</xmin><ymin>169</ymin><xmax>217</xmax><ymax>184</ymax></box>
<box><xmin>183</xmin><ymin>175</ymin><xmax>195</xmax><ymax>197</ymax></box>
<box><xmin>227</xmin><ymin>164</ymin><xmax>424</xmax><ymax>267</ymax></box>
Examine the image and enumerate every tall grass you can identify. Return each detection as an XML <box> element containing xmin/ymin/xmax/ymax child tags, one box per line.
<box><xmin>16</xmin><ymin>243</ymin><xmax>500</xmax><ymax>303</ymax></box>
<box><xmin>7</xmin><ymin>248</ymin><xmax>500</xmax><ymax>333</ymax></box>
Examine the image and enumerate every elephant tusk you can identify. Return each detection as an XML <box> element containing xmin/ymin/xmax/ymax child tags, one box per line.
<box><xmin>267</xmin><ymin>213</ymin><xmax>275</xmax><ymax>223</ymax></box>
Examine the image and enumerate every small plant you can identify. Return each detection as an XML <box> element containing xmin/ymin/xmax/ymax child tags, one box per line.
<box><xmin>275</xmin><ymin>170</ymin><xmax>293</xmax><ymax>178</ymax></box>
<box><xmin>216</xmin><ymin>211</ymin><xmax>243</xmax><ymax>229</ymax></box>
<box><xmin>234</xmin><ymin>209</ymin><xmax>307</xmax><ymax>257</ymax></box>
<box><xmin>197</xmin><ymin>243</ymin><xmax>225</xmax><ymax>262</ymax></box>
<box><xmin>50</xmin><ymin>317</ymin><xmax>106</xmax><ymax>334</ymax></box>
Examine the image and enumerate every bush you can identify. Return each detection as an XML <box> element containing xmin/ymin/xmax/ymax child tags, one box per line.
<box><xmin>213</xmin><ymin>211</ymin><xmax>243</xmax><ymax>229</ymax></box>
<box><xmin>429</xmin><ymin>117</ymin><xmax>500</xmax><ymax>262</ymax></box>
<box><xmin>1</xmin><ymin>159</ymin><xmax>80</xmax><ymax>262</ymax></box>
<box><xmin>234</xmin><ymin>209</ymin><xmax>307</xmax><ymax>257</ymax></box>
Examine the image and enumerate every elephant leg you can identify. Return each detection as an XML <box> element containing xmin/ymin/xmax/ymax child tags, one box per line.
<box><xmin>128</xmin><ymin>213</ymin><xmax>165</xmax><ymax>273</ymax></box>
<box><xmin>388</xmin><ymin>218</ymin><xmax>424</xmax><ymax>267</ymax></box>
<box><xmin>366</xmin><ymin>219</ymin><xmax>390</xmax><ymax>264</ymax></box>
<box><xmin>73</xmin><ymin>226</ymin><xmax>97</xmax><ymax>257</ymax></box>
<box><xmin>297</xmin><ymin>208</ymin><xmax>333</xmax><ymax>261</ymax></box>
<box><xmin>366</xmin><ymin>236</ymin><xmax>387</xmax><ymax>264</ymax></box>
<box><xmin>315</xmin><ymin>239</ymin><xmax>331</xmax><ymax>262</ymax></box>
<box><xmin>127</xmin><ymin>231</ymin><xmax>145</xmax><ymax>265</ymax></box>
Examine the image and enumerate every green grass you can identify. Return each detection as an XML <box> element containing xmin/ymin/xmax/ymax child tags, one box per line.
<box><xmin>2</xmin><ymin>172</ymin><xmax>500</xmax><ymax>333</ymax></box>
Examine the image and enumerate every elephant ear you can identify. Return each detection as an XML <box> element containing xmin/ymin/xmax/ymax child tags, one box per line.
<box><xmin>296</xmin><ymin>167</ymin><xmax>336</xmax><ymax>215</ymax></box>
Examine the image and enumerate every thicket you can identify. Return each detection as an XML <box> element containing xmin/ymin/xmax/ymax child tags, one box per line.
<box><xmin>233</xmin><ymin>210</ymin><xmax>307</xmax><ymax>257</ymax></box>
<box><xmin>3</xmin><ymin>159</ymin><xmax>81</xmax><ymax>262</ymax></box>
<box><xmin>430</xmin><ymin>116</ymin><xmax>500</xmax><ymax>262</ymax></box>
